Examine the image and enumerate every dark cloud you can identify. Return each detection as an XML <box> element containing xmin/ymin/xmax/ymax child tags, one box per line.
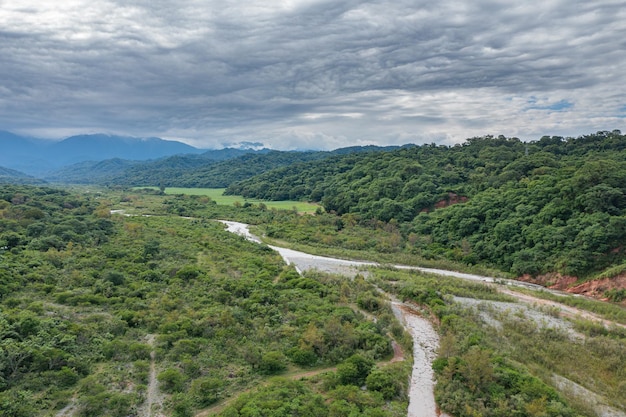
<box><xmin>0</xmin><ymin>0</ymin><xmax>624</xmax><ymax>148</ymax></box>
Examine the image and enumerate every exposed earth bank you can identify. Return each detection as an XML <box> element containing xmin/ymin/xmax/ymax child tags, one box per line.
<box><xmin>519</xmin><ymin>272</ymin><xmax>626</xmax><ymax>304</ymax></box>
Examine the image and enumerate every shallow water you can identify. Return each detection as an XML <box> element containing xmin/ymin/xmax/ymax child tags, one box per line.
<box><xmin>391</xmin><ymin>302</ymin><xmax>441</xmax><ymax>417</ymax></box>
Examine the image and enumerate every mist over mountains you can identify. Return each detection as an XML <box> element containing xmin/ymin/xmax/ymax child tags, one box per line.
<box><xmin>0</xmin><ymin>131</ymin><xmax>208</xmax><ymax>175</ymax></box>
<box><xmin>1</xmin><ymin>130</ymin><xmax>406</xmax><ymax>185</ymax></box>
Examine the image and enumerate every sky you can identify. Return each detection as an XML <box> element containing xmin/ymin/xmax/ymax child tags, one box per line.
<box><xmin>1</xmin><ymin>0</ymin><xmax>625</xmax><ymax>150</ymax></box>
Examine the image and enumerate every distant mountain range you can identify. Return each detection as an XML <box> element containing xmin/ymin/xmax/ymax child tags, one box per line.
<box><xmin>0</xmin><ymin>131</ymin><xmax>207</xmax><ymax>175</ymax></box>
<box><xmin>0</xmin><ymin>130</ymin><xmax>409</xmax><ymax>187</ymax></box>
<box><xmin>0</xmin><ymin>165</ymin><xmax>45</xmax><ymax>185</ymax></box>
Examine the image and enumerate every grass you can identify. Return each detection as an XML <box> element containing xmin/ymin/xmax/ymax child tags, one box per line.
<box><xmin>165</xmin><ymin>187</ymin><xmax>320</xmax><ymax>214</ymax></box>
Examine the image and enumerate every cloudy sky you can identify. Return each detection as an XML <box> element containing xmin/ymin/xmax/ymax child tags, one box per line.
<box><xmin>1</xmin><ymin>0</ymin><xmax>624</xmax><ymax>149</ymax></box>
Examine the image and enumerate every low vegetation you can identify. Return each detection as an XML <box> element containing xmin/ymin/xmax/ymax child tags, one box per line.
<box><xmin>0</xmin><ymin>185</ymin><xmax>409</xmax><ymax>416</ymax></box>
<box><xmin>372</xmin><ymin>268</ymin><xmax>626</xmax><ymax>416</ymax></box>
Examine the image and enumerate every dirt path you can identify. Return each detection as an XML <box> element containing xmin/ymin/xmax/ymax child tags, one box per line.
<box><xmin>55</xmin><ymin>397</ymin><xmax>77</xmax><ymax>417</ymax></box>
<box><xmin>196</xmin><ymin>349</ymin><xmax>409</xmax><ymax>417</ymax></box>
<box><xmin>137</xmin><ymin>334</ymin><xmax>165</xmax><ymax>417</ymax></box>
<box><xmin>195</xmin><ymin>366</ymin><xmax>338</xmax><ymax>417</ymax></box>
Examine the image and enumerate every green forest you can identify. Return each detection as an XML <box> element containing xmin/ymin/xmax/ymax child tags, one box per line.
<box><xmin>226</xmin><ymin>130</ymin><xmax>626</xmax><ymax>281</ymax></box>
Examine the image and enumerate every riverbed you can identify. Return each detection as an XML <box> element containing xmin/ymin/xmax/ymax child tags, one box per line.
<box><xmin>220</xmin><ymin>220</ymin><xmax>444</xmax><ymax>417</ymax></box>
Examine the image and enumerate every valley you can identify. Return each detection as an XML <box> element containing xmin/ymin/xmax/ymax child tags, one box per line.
<box><xmin>2</xmin><ymin>130</ymin><xmax>626</xmax><ymax>416</ymax></box>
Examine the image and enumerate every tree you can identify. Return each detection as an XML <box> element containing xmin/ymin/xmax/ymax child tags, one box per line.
<box><xmin>460</xmin><ymin>346</ymin><xmax>494</xmax><ymax>393</ymax></box>
<box><xmin>337</xmin><ymin>354</ymin><xmax>374</xmax><ymax>386</ymax></box>
<box><xmin>366</xmin><ymin>367</ymin><xmax>402</xmax><ymax>400</ymax></box>
<box><xmin>259</xmin><ymin>351</ymin><xmax>287</xmax><ymax>374</ymax></box>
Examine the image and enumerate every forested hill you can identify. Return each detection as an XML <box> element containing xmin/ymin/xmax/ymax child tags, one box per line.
<box><xmin>43</xmin><ymin>148</ymin><xmax>267</xmax><ymax>185</ymax></box>
<box><xmin>0</xmin><ymin>166</ymin><xmax>45</xmax><ymax>185</ymax></box>
<box><xmin>227</xmin><ymin>130</ymin><xmax>626</xmax><ymax>280</ymax></box>
<box><xmin>45</xmin><ymin>145</ymin><xmax>405</xmax><ymax>187</ymax></box>
<box><xmin>152</xmin><ymin>146</ymin><xmax>407</xmax><ymax>188</ymax></box>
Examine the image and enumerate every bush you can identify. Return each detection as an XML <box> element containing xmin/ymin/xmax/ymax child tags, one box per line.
<box><xmin>365</xmin><ymin>367</ymin><xmax>402</xmax><ymax>400</ymax></box>
<box><xmin>104</xmin><ymin>271</ymin><xmax>125</xmax><ymax>286</ymax></box>
<box><xmin>259</xmin><ymin>351</ymin><xmax>287</xmax><ymax>374</ymax></box>
<box><xmin>170</xmin><ymin>393</ymin><xmax>193</xmax><ymax>417</ymax></box>
<box><xmin>190</xmin><ymin>376</ymin><xmax>224</xmax><ymax>406</ymax></box>
<box><xmin>56</xmin><ymin>366</ymin><xmax>80</xmax><ymax>387</ymax></box>
<box><xmin>336</xmin><ymin>354</ymin><xmax>374</xmax><ymax>386</ymax></box>
<box><xmin>158</xmin><ymin>368</ymin><xmax>185</xmax><ymax>393</ymax></box>
<box><xmin>288</xmin><ymin>347</ymin><xmax>318</xmax><ymax>367</ymax></box>
<box><xmin>175</xmin><ymin>266</ymin><xmax>201</xmax><ymax>281</ymax></box>
<box><xmin>128</xmin><ymin>342</ymin><xmax>151</xmax><ymax>360</ymax></box>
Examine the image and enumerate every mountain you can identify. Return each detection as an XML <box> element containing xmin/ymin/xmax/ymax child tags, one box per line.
<box><xmin>47</xmin><ymin>134</ymin><xmax>203</xmax><ymax>165</ymax></box>
<box><xmin>43</xmin><ymin>158</ymin><xmax>141</xmax><ymax>184</ymax></box>
<box><xmin>0</xmin><ymin>131</ymin><xmax>206</xmax><ymax>175</ymax></box>
<box><xmin>0</xmin><ymin>131</ymin><xmax>52</xmax><ymax>174</ymax></box>
<box><xmin>0</xmin><ymin>165</ymin><xmax>45</xmax><ymax>184</ymax></box>
<box><xmin>43</xmin><ymin>148</ymin><xmax>271</xmax><ymax>185</ymax></box>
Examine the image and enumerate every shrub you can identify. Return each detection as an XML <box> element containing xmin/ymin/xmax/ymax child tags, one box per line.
<box><xmin>190</xmin><ymin>376</ymin><xmax>224</xmax><ymax>406</ymax></box>
<box><xmin>259</xmin><ymin>351</ymin><xmax>287</xmax><ymax>374</ymax></box>
<box><xmin>336</xmin><ymin>354</ymin><xmax>374</xmax><ymax>386</ymax></box>
<box><xmin>158</xmin><ymin>368</ymin><xmax>185</xmax><ymax>393</ymax></box>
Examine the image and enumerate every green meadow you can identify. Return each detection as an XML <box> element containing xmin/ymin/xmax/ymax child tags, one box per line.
<box><xmin>162</xmin><ymin>187</ymin><xmax>320</xmax><ymax>213</ymax></box>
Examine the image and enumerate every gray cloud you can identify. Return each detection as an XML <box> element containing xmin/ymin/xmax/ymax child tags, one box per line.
<box><xmin>0</xmin><ymin>0</ymin><xmax>624</xmax><ymax>149</ymax></box>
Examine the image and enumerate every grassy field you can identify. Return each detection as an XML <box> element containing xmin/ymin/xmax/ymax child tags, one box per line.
<box><xmin>162</xmin><ymin>187</ymin><xmax>320</xmax><ymax>214</ymax></box>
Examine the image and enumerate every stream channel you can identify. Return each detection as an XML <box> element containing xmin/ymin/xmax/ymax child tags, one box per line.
<box><xmin>221</xmin><ymin>221</ymin><xmax>447</xmax><ymax>417</ymax></box>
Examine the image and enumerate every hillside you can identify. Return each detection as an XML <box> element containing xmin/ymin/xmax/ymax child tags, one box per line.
<box><xmin>0</xmin><ymin>166</ymin><xmax>45</xmax><ymax>185</ymax></box>
<box><xmin>226</xmin><ymin>130</ymin><xmax>626</xmax><ymax>288</ymax></box>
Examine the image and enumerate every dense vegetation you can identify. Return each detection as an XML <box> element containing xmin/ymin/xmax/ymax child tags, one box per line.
<box><xmin>3</xmin><ymin>130</ymin><xmax>626</xmax><ymax>416</ymax></box>
<box><xmin>0</xmin><ymin>185</ymin><xmax>409</xmax><ymax>416</ymax></box>
<box><xmin>1</xmin><ymin>184</ymin><xmax>625</xmax><ymax>416</ymax></box>
<box><xmin>227</xmin><ymin>131</ymin><xmax>626</xmax><ymax>279</ymax></box>
<box><xmin>44</xmin><ymin>149</ymin><xmax>264</xmax><ymax>185</ymax></box>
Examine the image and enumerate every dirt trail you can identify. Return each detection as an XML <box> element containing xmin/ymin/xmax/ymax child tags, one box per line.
<box><xmin>197</xmin><ymin>348</ymin><xmax>408</xmax><ymax>417</ymax></box>
<box><xmin>137</xmin><ymin>334</ymin><xmax>165</xmax><ymax>417</ymax></box>
<box><xmin>55</xmin><ymin>397</ymin><xmax>77</xmax><ymax>417</ymax></box>
<box><xmin>499</xmin><ymin>288</ymin><xmax>626</xmax><ymax>329</ymax></box>
<box><xmin>195</xmin><ymin>366</ymin><xmax>338</xmax><ymax>416</ymax></box>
